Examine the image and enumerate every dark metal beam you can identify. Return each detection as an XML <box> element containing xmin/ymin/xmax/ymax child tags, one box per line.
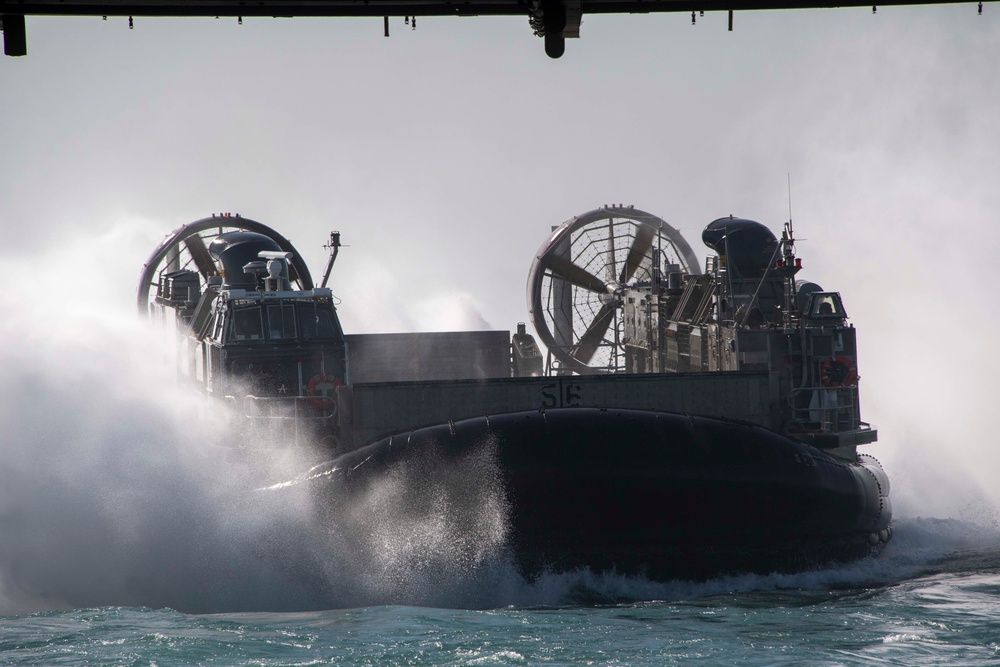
<box><xmin>2</xmin><ymin>0</ymin><xmax>991</xmax><ymax>58</ymax></box>
<box><xmin>0</xmin><ymin>0</ymin><xmax>988</xmax><ymax>18</ymax></box>
<box><xmin>2</xmin><ymin>14</ymin><xmax>27</xmax><ymax>56</ymax></box>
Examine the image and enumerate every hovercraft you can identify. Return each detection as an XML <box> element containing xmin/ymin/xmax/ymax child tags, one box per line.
<box><xmin>138</xmin><ymin>206</ymin><xmax>890</xmax><ymax>579</ymax></box>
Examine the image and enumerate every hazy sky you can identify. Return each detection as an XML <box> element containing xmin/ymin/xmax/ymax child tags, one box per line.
<box><xmin>3</xmin><ymin>7</ymin><xmax>999</xmax><ymax>516</ymax></box>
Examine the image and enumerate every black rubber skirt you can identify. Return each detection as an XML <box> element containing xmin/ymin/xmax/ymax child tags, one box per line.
<box><xmin>308</xmin><ymin>407</ymin><xmax>892</xmax><ymax>580</ymax></box>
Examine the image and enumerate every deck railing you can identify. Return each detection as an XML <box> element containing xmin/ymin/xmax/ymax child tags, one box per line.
<box><xmin>240</xmin><ymin>394</ymin><xmax>337</xmax><ymax>421</ymax></box>
<box><xmin>785</xmin><ymin>385</ymin><xmax>870</xmax><ymax>436</ymax></box>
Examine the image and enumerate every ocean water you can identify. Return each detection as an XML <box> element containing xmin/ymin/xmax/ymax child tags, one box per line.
<box><xmin>1</xmin><ymin>517</ymin><xmax>999</xmax><ymax>666</ymax></box>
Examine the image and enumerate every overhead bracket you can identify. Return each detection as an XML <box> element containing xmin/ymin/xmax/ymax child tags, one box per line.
<box><xmin>2</xmin><ymin>14</ymin><xmax>27</xmax><ymax>56</ymax></box>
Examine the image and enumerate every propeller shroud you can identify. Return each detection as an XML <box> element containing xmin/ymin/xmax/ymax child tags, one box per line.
<box><xmin>136</xmin><ymin>216</ymin><xmax>313</xmax><ymax>317</ymax></box>
<box><xmin>526</xmin><ymin>206</ymin><xmax>700</xmax><ymax>374</ymax></box>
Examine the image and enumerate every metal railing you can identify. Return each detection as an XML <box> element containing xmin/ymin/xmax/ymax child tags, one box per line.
<box><xmin>239</xmin><ymin>394</ymin><xmax>337</xmax><ymax>421</ymax></box>
<box><xmin>785</xmin><ymin>385</ymin><xmax>867</xmax><ymax>435</ymax></box>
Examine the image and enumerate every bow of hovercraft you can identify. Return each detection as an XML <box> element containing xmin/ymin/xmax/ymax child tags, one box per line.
<box><xmin>309</xmin><ymin>406</ymin><xmax>890</xmax><ymax>580</ymax></box>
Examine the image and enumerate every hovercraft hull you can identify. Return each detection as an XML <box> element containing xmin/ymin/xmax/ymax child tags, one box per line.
<box><xmin>311</xmin><ymin>407</ymin><xmax>891</xmax><ymax>581</ymax></box>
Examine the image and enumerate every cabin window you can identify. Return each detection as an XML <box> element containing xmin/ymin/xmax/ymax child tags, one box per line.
<box><xmin>267</xmin><ymin>304</ymin><xmax>296</xmax><ymax>340</ymax></box>
<box><xmin>230</xmin><ymin>306</ymin><xmax>263</xmax><ymax>341</ymax></box>
<box><xmin>808</xmin><ymin>293</ymin><xmax>846</xmax><ymax>319</ymax></box>
<box><xmin>297</xmin><ymin>304</ymin><xmax>341</xmax><ymax>340</ymax></box>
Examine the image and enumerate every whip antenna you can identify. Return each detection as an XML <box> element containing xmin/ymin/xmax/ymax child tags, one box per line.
<box><xmin>787</xmin><ymin>173</ymin><xmax>794</xmax><ymax>234</ymax></box>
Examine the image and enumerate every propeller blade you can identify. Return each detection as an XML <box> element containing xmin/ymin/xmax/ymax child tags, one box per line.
<box><xmin>570</xmin><ymin>302</ymin><xmax>615</xmax><ymax>365</ymax></box>
<box><xmin>183</xmin><ymin>234</ymin><xmax>218</xmax><ymax>278</ymax></box>
<box><xmin>545</xmin><ymin>253</ymin><xmax>608</xmax><ymax>294</ymax></box>
<box><xmin>606</xmin><ymin>218</ymin><xmax>617</xmax><ymax>283</ymax></box>
<box><xmin>288</xmin><ymin>260</ymin><xmax>304</xmax><ymax>287</ymax></box>
<box><xmin>619</xmin><ymin>224</ymin><xmax>656</xmax><ymax>284</ymax></box>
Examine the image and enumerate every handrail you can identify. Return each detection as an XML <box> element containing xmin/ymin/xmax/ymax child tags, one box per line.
<box><xmin>240</xmin><ymin>394</ymin><xmax>337</xmax><ymax>420</ymax></box>
<box><xmin>784</xmin><ymin>385</ymin><xmax>867</xmax><ymax>435</ymax></box>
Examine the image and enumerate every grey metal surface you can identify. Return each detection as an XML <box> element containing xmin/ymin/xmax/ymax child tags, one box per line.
<box><xmin>344</xmin><ymin>331</ymin><xmax>511</xmax><ymax>384</ymax></box>
<box><xmin>339</xmin><ymin>370</ymin><xmax>774</xmax><ymax>448</ymax></box>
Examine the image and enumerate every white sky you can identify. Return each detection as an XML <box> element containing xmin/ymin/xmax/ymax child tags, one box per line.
<box><xmin>2</xmin><ymin>7</ymin><xmax>1000</xmax><ymax>516</ymax></box>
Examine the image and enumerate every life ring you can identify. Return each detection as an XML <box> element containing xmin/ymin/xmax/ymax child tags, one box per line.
<box><xmin>821</xmin><ymin>355</ymin><xmax>858</xmax><ymax>387</ymax></box>
<box><xmin>305</xmin><ymin>373</ymin><xmax>341</xmax><ymax>409</ymax></box>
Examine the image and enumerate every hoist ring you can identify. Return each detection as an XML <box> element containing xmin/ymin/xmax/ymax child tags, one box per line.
<box><xmin>821</xmin><ymin>356</ymin><xmax>858</xmax><ymax>387</ymax></box>
<box><xmin>305</xmin><ymin>373</ymin><xmax>341</xmax><ymax>409</ymax></box>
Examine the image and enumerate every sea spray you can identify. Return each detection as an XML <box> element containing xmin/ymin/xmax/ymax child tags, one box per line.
<box><xmin>2</xmin><ymin>305</ymin><xmax>998</xmax><ymax>614</ymax></box>
<box><xmin>2</xmin><ymin>223</ymin><xmax>999</xmax><ymax>614</ymax></box>
<box><xmin>288</xmin><ymin>434</ymin><xmax>517</xmax><ymax>609</ymax></box>
<box><xmin>0</xmin><ymin>282</ymin><xmax>519</xmax><ymax>613</ymax></box>
<box><xmin>0</xmin><ymin>305</ymin><xmax>335</xmax><ymax>613</ymax></box>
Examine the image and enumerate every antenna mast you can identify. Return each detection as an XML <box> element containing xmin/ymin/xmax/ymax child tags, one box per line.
<box><xmin>320</xmin><ymin>231</ymin><xmax>342</xmax><ymax>289</ymax></box>
<box><xmin>787</xmin><ymin>173</ymin><xmax>794</xmax><ymax>239</ymax></box>
<box><xmin>781</xmin><ymin>174</ymin><xmax>799</xmax><ymax>330</ymax></box>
